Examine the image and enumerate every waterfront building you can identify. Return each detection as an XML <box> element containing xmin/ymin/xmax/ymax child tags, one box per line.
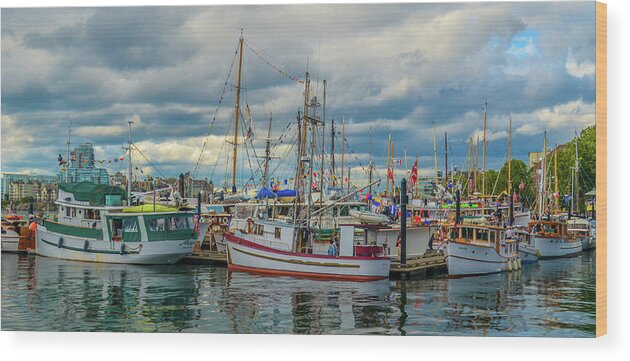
<box><xmin>1</xmin><ymin>173</ymin><xmax>57</xmax><ymax>201</ymax></box>
<box><xmin>58</xmin><ymin>143</ymin><xmax>109</xmax><ymax>185</ymax></box>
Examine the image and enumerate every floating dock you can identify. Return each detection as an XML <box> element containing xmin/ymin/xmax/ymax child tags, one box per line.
<box><xmin>389</xmin><ymin>251</ymin><xmax>447</xmax><ymax>280</ymax></box>
<box><xmin>181</xmin><ymin>250</ymin><xmax>227</xmax><ymax>266</ymax></box>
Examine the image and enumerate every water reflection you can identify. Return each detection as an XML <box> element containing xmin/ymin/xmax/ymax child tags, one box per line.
<box><xmin>1</xmin><ymin>252</ymin><xmax>595</xmax><ymax>336</ymax></box>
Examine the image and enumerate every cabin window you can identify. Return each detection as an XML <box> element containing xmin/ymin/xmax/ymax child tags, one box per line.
<box><xmin>85</xmin><ymin>209</ymin><xmax>100</xmax><ymax>220</ymax></box>
<box><xmin>274</xmin><ymin>227</ymin><xmax>281</xmax><ymax>239</ymax></box>
<box><xmin>123</xmin><ymin>217</ymin><xmax>139</xmax><ymax>233</ymax></box>
<box><xmin>339</xmin><ymin>206</ymin><xmax>349</xmax><ymax>217</ymax></box>
<box><xmin>147</xmin><ymin>217</ymin><xmax>166</xmax><ymax>232</ymax></box>
<box><xmin>71</xmin><ymin>208</ymin><xmax>77</xmax><ymax>218</ymax></box>
<box><xmin>257</xmin><ymin>225</ymin><xmax>264</xmax><ymax>236</ymax></box>
<box><xmin>168</xmin><ymin>216</ymin><xmax>190</xmax><ymax>231</ymax></box>
<box><xmin>476</xmin><ymin>229</ymin><xmax>488</xmax><ymax>241</ymax></box>
<box><xmin>489</xmin><ymin>231</ymin><xmax>496</xmax><ymax>243</ymax></box>
<box><xmin>450</xmin><ymin>228</ymin><xmax>458</xmax><ymax>239</ymax></box>
<box><xmin>65</xmin><ymin>207</ymin><xmax>71</xmax><ymax>217</ymax></box>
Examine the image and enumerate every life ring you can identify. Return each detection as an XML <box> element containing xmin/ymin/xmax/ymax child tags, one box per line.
<box><xmin>221</xmin><ymin>217</ymin><xmax>229</xmax><ymax>225</ymax></box>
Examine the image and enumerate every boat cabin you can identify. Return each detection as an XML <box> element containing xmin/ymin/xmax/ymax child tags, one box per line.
<box><xmin>528</xmin><ymin>220</ymin><xmax>567</xmax><ymax>238</ymax></box>
<box><xmin>449</xmin><ymin>224</ymin><xmax>517</xmax><ymax>254</ymax></box>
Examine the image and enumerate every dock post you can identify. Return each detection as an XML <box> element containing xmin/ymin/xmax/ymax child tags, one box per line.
<box><xmin>400</xmin><ymin>178</ymin><xmax>407</xmax><ymax>267</ymax></box>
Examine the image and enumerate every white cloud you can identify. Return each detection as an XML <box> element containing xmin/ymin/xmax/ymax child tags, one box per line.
<box><xmin>565</xmin><ymin>50</ymin><xmax>595</xmax><ymax>78</ymax></box>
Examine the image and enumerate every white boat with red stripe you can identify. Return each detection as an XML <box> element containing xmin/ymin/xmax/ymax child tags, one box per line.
<box><xmin>225</xmin><ymin>221</ymin><xmax>390</xmax><ymax>281</ymax></box>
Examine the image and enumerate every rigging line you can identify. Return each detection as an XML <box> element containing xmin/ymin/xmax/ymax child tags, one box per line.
<box><xmin>192</xmin><ymin>40</ymin><xmax>241</xmax><ymax>178</ymax></box>
<box><xmin>131</xmin><ymin>143</ymin><xmax>167</xmax><ymax>179</ymax></box>
<box><xmin>243</xmin><ymin>40</ymin><xmax>305</xmax><ymax>84</ymax></box>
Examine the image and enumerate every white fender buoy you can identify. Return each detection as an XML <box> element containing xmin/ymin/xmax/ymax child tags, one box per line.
<box><xmin>507</xmin><ymin>260</ymin><xmax>513</xmax><ymax>271</ymax></box>
<box><xmin>517</xmin><ymin>258</ymin><xmax>522</xmax><ymax>269</ymax></box>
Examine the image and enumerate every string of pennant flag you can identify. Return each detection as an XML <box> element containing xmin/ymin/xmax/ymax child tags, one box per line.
<box><xmin>244</xmin><ymin>40</ymin><xmax>305</xmax><ymax>84</ymax></box>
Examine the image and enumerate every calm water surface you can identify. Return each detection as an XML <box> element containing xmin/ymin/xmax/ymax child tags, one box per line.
<box><xmin>1</xmin><ymin>252</ymin><xmax>596</xmax><ymax>336</ymax></box>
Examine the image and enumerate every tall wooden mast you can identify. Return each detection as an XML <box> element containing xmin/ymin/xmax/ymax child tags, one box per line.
<box><xmin>340</xmin><ymin>117</ymin><xmax>345</xmax><ymax>195</ymax></box>
<box><xmin>262</xmin><ymin>114</ymin><xmax>273</xmax><ymax>187</ymax></box>
<box><xmin>432</xmin><ymin>123</ymin><xmax>438</xmax><ymax>188</ymax></box>
<box><xmin>481</xmin><ymin>102</ymin><xmax>488</xmax><ymax>214</ymax></box>
<box><xmin>386</xmin><ymin>134</ymin><xmax>391</xmax><ymax>195</ymax></box>
<box><xmin>231</xmin><ymin>33</ymin><xmax>244</xmax><ymax>194</ymax></box>
<box><xmin>467</xmin><ymin>136</ymin><xmax>472</xmax><ymax>197</ymax></box>
<box><xmin>508</xmin><ymin>117</ymin><xmax>512</xmax><ymax>195</ymax></box>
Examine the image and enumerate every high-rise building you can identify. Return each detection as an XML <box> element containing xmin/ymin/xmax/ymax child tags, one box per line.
<box><xmin>58</xmin><ymin>143</ymin><xmax>109</xmax><ymax>185</ymax></box>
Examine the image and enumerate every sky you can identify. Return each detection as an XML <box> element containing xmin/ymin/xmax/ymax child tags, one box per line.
<box><xmin>1</xmin><ymin>2</ymin><xmax>596</xmax><ymax>191</ymax></box>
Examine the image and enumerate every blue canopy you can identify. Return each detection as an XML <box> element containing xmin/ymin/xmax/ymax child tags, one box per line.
<box><xmin>256</xmin><ymin>187</ymin><xmax>277</xmax><ymax>199</ymax></box>
<box><xmin>275</xmin><ymin>189</ymin><xmax>297</xmax><ymax>198</ymax></box>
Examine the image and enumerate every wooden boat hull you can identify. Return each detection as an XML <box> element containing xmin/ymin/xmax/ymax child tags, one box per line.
<box><xmin>225</xmin><ymin>233</ymin><xmax>390</xmax><ymax>281</ymax></box>
<box><xmin>35</xmin><ymin>224</ymin><xmax>196</xmax><ymax>265</ymax></box>
<box><xmin>532</xmin><ymin>236</ymin><xmax>582</xmax><ymax>258</ymax></box>
<box><xmin>444</xmin><ymin>241</ymin><xmax>520</xmax><ymax>277</ymax></box>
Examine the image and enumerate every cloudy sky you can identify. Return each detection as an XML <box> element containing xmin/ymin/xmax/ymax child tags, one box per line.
<box><xmin>1</xmin><ymin>2</ymin><xmax>596</xmax><ymax>190</ymax></box>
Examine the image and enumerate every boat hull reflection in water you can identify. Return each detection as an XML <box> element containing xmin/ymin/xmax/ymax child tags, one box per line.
<box><xmin>1</xmin><ymin>251</ymin><xmax>595</xmax><ymax>336</ymax></box>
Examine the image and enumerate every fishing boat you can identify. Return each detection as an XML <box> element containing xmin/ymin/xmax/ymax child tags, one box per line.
<box><xmin>35</xmin><ymin>181</ymin><xmax>206</xmax><ymax>264</ymax></box>
<box><xmin>527</xmin><ymin>219</ymin><xmax>581</xmax><ymax>258</ymax></box>
<box><xmin>226</xmin><ymin>220</ymin><xmax>390</xmax><ymax>281</ymax></box>
<box><xmin>526</xmin><ymin>131</ymin><xmax>581</xmax><ymax>258</ymax></box>
<box><xmin>444</xmin><ymin>222</ymin><xmax>521</xmax><ymax>277</ymax></box>
<box><xmin>567</xmin><ymin>217</ymin><xmax>595</xmax><ymax>250</ymax></box>
<box><xmin>35</xmin><ymin>122</ymin><xmax>207</xmax><ymax>265</ymax></box>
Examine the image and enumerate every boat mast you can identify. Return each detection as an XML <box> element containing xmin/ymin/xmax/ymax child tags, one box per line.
<box><xmin>474</xmin><ymin>136</ymin><xmax>479</xmax><ymax>195</ymax></box>
<box><xmin>231</xmin><ymin>32</ymin><xmax>244</xmax><ymax>194</ymax></box>
<box><xmin>386</xmin><ymin>134</ymin><xmax>391</xmax><ymax>196</ymax></box>
<box><xmin>65</xmin><ymin>124</ymin><xmax>72</xmax><ymax>184</ymax></box>
<box><xmin>369</xmin><ymin>127</ymin><xmax>373</xmax><ymax>196</ymax></box>
<box><xmin>574</xmin><ymin>131</ymin><xmax>579</xmax><ymax>215</ymax></box>
<box><xmin>466</xmin><ymin>136</ymin><xmax>473</xmax><ymax>198</ymax></box>
<box><xmin>127</xmin><ymin>120</ymin><xmax>133</xmax><ymax>200</ymax></box>
<box><xmin>538</xmin><ymin>130</ymin><xmax>547</xmax><ymax>217</ymax></box>
<box><xmin>391</xmin><ymin>139</ymin><xmax>395</xmax><ymax>195</ymax></box>
<box><xmin>481</xmin><ymin>102</ymin><xmax>488</xmax><ymax>215</ymax></box>
<box><xmin>554</xmin><ymin>143</ymin><xmax>559</xmax><ymax>213</ymax></box>
<box><xmin>432</xmin><ymin>123</ymin><xmax>438</xmax><ymax>189</ymax></box>
<box><xmin>263</xmin><ymin>113</ymin><xmax>273</xmax><ymax>187</ymax></box>
<box><xmin>444</xmin><ymin>132</ymin><xmax>448</xmax><ymax>187</ymax></box>
<box><xmin>331</xmin><ymin>117</ymin><xmax>335</xmax><ymax>187</ymax></box>
<box><xmin>508</xmin><ymin>117</ymin><xmax>512</xmax><ymax>195</ymax></box>
<box><xmin>340</xmin><ymin>117</ymin><xmax>345</xmax><ymax>195</ymax></box>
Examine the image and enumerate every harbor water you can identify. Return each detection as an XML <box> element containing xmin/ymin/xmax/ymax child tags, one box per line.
<box><xmin>1</xmin><ymin>251</ymin><xmax>595</xmax><ymax>336</ymax></box>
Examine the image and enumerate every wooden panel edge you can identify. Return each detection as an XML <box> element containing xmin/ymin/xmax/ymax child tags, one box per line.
<box><xmin>595</xmin><ymin>0</ymin><xmax>607</xmax><ymax>337</ymax></box>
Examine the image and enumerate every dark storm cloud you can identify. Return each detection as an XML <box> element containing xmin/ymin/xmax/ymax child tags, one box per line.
<box><xmin>1</xmin><ymin>2</ymin><xmax>596</xmax><ymax>186</ymax></box>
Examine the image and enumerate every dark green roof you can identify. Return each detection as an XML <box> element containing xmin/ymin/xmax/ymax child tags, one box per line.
<box><xmin>58</xmin><ymin>182</ymin><xmax>127</xmax><ymax>206</ymax></box>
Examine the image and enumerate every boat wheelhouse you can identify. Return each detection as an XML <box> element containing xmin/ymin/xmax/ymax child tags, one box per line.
<box><xmin>444</xmin><ymin>222</ymin><xmax>520</xmax><ymax>277</ymax></box>
<box><xmin>36</xmin><ymin>182</ymin><xmax>205</xmax><ymax>264</ymax></box>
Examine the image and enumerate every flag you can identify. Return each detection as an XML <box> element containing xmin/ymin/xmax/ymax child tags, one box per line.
<box><xmin>387</xmin><ymin>166</ymin><xmax>395</xmax><ymax>183</ymax></box>
<box><xmin>395</xmin><ymin>159</ymin><xmax>402</xmax><ymax>165</ymax></box>
<box><xmin>409</xmin><ymin>159</ymin><xmax>418</xmax><ymax>188</ymax></box>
